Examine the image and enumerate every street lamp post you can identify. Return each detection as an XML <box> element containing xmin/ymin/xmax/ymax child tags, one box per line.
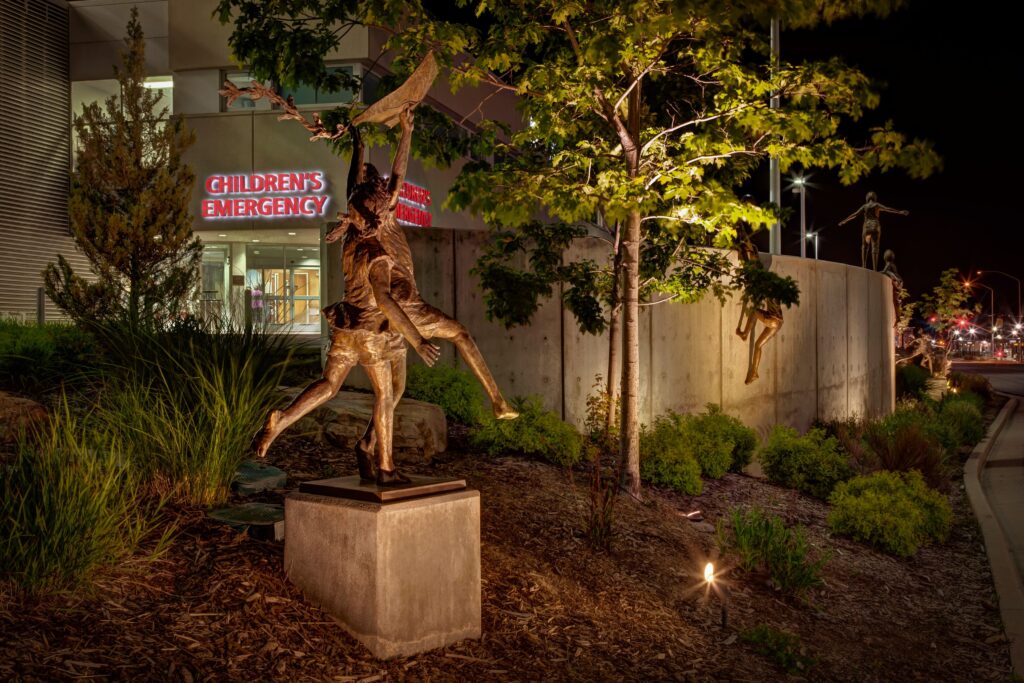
<box><xmin>792</xmin><ymin>178</ymin><xmax>807</xmax><ymax>258</ymax></box>
<box><xmin>977</xmin><ymin>270</ymin><xmax>1022</xmax><ymax>321</ymax></box>
<box><xmin>967</xmin><ymin>280</ymin><xmax>995</xmax><ymax>357</ymax></box>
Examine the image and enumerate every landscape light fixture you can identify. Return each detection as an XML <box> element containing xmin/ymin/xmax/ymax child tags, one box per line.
<box><xmin>704</xmin><ymin>562</ymin><xmax>729</xmax><ymax>628</ymax></box>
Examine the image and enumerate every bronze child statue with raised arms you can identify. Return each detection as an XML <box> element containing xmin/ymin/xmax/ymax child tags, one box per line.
<box><xmin>242</xmin><ymin>54</ymin><xmax>517</xmax><ymax>485</ymax></box>
<box><xmin>839</xmin><ymin>191</ymin><xmax>909</xmax><ymax>271</ymax></box>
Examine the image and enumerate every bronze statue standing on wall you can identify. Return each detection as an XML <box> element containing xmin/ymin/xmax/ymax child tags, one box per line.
<box><xmin>734</xmin><ymin>228</ymin><xmax>784</xmax><ymax>385</ymax></box>
<box><xmin>838</xmin><ymin>192</ymin><xmax>909</xmax><ymax>271</ymax></box>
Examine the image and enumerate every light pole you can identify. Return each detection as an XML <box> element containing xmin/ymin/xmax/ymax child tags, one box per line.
<box><xmin>792</xmin><ymin>177</ymin><xmax>808</xmax><ymax>258</ymax></box>
<box><xmin>977</xmin><ymin>270</ymin><xmax>1022</xmax><ymax>321</ymax></box>
<box><xmin>966</xmin><ymin>280</ymin><xmax>995</xmax><ymax>357</ymax></box>
<box><xmin>806</xmin><ymin>231</ymin><xmax>819</xmax><ymax>259</ymax></box>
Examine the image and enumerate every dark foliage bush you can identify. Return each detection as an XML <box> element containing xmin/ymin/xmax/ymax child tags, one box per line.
<box><xmin>757</xmin><ymin>426</ymin><xmax>854</xmax><ymax>499</ymax></box>
<box><xmin>863</xmin><ymin>418</ymin><xmax>949</xmax><ymax>492</ymax></box>
<box><xmin>0</xmin><ymin>320</ymin><xmax>98</xmax><ymax>395</ymax></box>
<box><xmin>939</xmin><ymin>395</ymin><xmax>985</xmax><ymax>450</ymax></box>
<box><xmin>896</xmin><ymin>363</ymin><xmax>930</xmax><ymax>400</ymax></box>
<box><xmin>947</xmin><ymin>371</ymin><xmax>992</xmax><ymax>403</ymax></box>
<box><xmin>470</xmin><ymin>396</ymin><xmax>582</xmax><ymax>467</ymax></box>
<box><xmin>722</xmin><ymin>507</ymin><xmax>827</xmax><ymax>595</ymax></box>
<box><xmin>639</xmin><ymin>414</ymin><xmax>703</xmax><ymax>495</ymax></box>
<box><xmin>828</xmin><ymin>470</ymin><xmax>952</xmax><ymax>557</ymax></box>
<box><xmin>741</xmin><ymin>624</ymin><xmax>815</xmax><ymax>674</ymax></box>
<box><xmin>404</xmin><ymin>363</ymin><xmax>486</xmax><ymax>425</ymax></box>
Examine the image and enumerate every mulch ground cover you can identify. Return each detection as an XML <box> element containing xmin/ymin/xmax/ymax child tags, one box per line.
<box><xmin>0</xmin><ymin>423</ymin><xmax>1014</xmax><ymax>682</ymax></box>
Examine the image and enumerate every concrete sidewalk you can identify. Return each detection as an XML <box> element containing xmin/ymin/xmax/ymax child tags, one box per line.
<box><xmin>966</xmin><ymin>397</ymin><xmax>1024</xmax><ymax>675</ymax></box>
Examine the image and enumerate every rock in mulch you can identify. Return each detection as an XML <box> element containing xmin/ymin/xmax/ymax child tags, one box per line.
<box><xmin>0</xmin><ymin>391</ymin><xmax>47</xmax><ymax>443</ymax></box>
<box><xmin>287</xmin><ymin>388</ymin><xmax>446</xmax><ymax>462</ymax></box>
<box><xmin>233</xmin><ymin>460</ymin><xmax>287</xmax><ymax>495</ymax></box>
<box><xmin>208</xmin><ymin>502</ymin><xmax>285</xmax><ymax>541</ymax></box>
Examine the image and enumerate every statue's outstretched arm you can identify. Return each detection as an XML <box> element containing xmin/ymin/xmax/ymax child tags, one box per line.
<box><xmin>347</xmin><ymin>125</ymin><xmax>365</xmax><ymax>199</ymax></box>
<box><xmin>838</xmin><ymin>205</ymin><xmax>865</xmax><ymax>226</ymax></box>
<box><xmin>878</xmin><ymin>203</ymin><xmax>910</xmax><ymax>216</ymax></box>
<box><xmin>368</xmin><ymin>259</ymin><xmax>439</xmax><ymax>365</ymax></box>
<box><xmin>387</xmin><ymin>109</ymin><xmax>414</xmax><ymax>211</ymax></box>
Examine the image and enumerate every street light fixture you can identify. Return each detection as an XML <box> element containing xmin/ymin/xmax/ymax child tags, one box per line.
<box><xmin>977</xmin><ymin>270</ymin><xmax>1022</xmax><ymax>321</ymax></box>
<box><xmin>806</xmin><ymin>231</ymin><xmax>819</xmax><ymax>259</ymax></box>
<box><xmin>791</xmin><ymin>176</ymin><xmax>808</xmax><ymax>258</ymax></box>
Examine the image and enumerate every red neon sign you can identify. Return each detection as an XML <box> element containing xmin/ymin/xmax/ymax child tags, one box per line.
<box><xmin>201</xmin><ymin>171</ymin><xmax>329</xmax><ymax>219</ymax></box>
<box><xmin>396</xmin><ymin>181</ymin><xmax>432</xmax><ymax>228</ymax></box>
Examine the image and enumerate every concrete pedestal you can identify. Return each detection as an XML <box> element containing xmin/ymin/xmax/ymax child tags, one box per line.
<box><xmin>284</xmin><ymin>489</ymin><xmax>481</xmax><ymax>659</ymax></box>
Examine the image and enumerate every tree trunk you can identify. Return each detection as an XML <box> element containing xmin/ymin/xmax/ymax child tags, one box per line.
<box><xmin>619</xmin><ymin>83</ymin><xmax>642</xmax><ymax>498</ymax></box>
<box><xmin>619</xmin><ymin>209</ymin><xmax>642</xmax><ymax>497</ymax></box>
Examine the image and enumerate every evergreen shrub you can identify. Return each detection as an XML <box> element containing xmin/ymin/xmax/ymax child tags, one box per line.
<box><xmin>757</xmin><ymin>426</ymin><xmax>853</xmax><ymax>499</ymax></box>
<box><xmin>470</xmin><ymin>396</ymin><xmax>582</xmax><ymax>467</ymax></box>
<box><xmin>828</xmin><ymin>470</ymin><xmax>952</xmax><ymax>557</ymax></box>
<box><xmin>404</xmin><ymin>363</ymin><xmax>486</xmax><ymax>425</ymax></box>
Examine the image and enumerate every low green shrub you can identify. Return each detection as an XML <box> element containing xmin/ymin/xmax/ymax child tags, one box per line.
<box><xmin>758</xmin><ymin>426</ymin><xmax>853</xmax><ymax>499</ymax></box>
<box><xmin>470</xmin><ymin>396</ymin><xmax>582</xmax><ymax>467</ymax></box>
<box><xmin>876</xmin><ymin>404</ymin><xmax>958</xmax><ymax>461</ymax></box>
<box><xmin>691</xmin><ymin>404</ymin><xmax>758</xmax><ymax>473</ymax></box>
<box><xmin>404</xmin><ymin>363</ymin><xmax>486</xmax><ymax>425</ymax></box>
<box><xmin>722</xmin><ymin>507</ymin><xmax>827</xmax><ymax>595</ymax></box>
<box><xmin>828</xmin><ymin>470</ymin><xmax>952</xmax><ymax>557</ymax></box>
<box><xmin>0</xmin><ymin>401</ymin><xmax>165</xmax><ymax>593</ymax></box>
<box><xmin>947</xmin><ymin>371</ymin><xmax>992</xmax><ymax>403</ymax></box>
<box><xmin>939</xmin><ymin>395</ymin><xmax>985</xmax><ymax>450</ymax></box>
<box><xmin>741</xmin><ymin>624</ymin><xmax>815</xmax><ymax>674</ymax></box>
<box><xmin>0</xmin><ymin>320</ymin><xmax>98</xmax><ymax>395</ymax></box>
<box><xmin>639</xmin><ymin>415</ymin><xmax>703</xmax><ymax>495</ymax></box>
<box><xmin>896</xmin><ymin>363</ymin><xmax>931</xmax><ymax>400</ymax></box>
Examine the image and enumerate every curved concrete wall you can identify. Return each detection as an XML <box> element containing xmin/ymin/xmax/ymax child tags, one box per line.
<box><xmin>356</xmin><ymin>231</ymin><xmax>896</xmax><ymax>436</ymax></box>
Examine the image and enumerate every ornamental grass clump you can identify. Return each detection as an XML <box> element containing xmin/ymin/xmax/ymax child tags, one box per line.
<box><xmin>470</xmin><ymin>396</ymin><xmax>582</xmax><ymax>467</ymax></box>
<box><xmin>404</xmin><ymin>363</ymin><xmax>486</xmax><ymax>425</ymax></box>
<box><xmin>93</xmin><ymin>320</ymin><xmax>289</xmax><ymax>506</ymax></box>
<box><xmin>721</xmin><ymin>507</ymin><xmax>827</xmax><ymax>596</ymax></box>
<box><xmin>757</xmin><ymin>426</ymin><xmax>853</xmax><ymax>499</ymax></box>
<box><xmin>0</xmin><ymin>400</ymin><xmax>166</xmax><ymax>593</ymax></box>
<box><xmin>828</xmin><ymin>470</ymin><xmax>952</xmax><ymax>557</ymax></box>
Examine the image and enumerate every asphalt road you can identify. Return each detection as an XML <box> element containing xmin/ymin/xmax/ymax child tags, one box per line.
<box><xmin>953</xmin><ymin>361</ymin><xmax>1024</xmax><ymax>397</ymax></box>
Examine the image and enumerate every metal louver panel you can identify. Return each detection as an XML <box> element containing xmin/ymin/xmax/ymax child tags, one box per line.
<box><xmin>0</xmin><ymin>0</ymin><xmax>87</xmax><ymax>320</ymax></box>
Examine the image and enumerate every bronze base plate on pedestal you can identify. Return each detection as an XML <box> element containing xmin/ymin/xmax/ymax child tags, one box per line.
<box><xmin>298</xmin><ymin>475</ymin><xmax>467</xmax><ymax>503</ymax></box>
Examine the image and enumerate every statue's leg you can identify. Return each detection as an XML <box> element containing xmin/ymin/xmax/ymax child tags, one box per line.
<box><xmin>738</xmin><ymin>307</ymin><xmax>756</xmax><ymax>341</ymax></box>
<box><xmin>256</xmin><ymin>358</ymin><xmax>353</xmax><ymax>458</ymax></box>
<box><xmin>413</xmin><ymin>304</ymin><xmax>518</xmax><ymax>419</ymax></box>
<box><xmin>355</xmin><ymin>355</ymin><xmax>407</xmax><ymax>481</ymax></box>
<box><xmin>364</xmin><ymin>361</ymin><xmax>408</xmax><ymax>485</ymax></box>
<box><xmin>745</xmin><ymin>318</ymin><xmax>781</xmax><ymax>385</ymax></box>
<box><xmin>861</xmin><ymin>238</ymin><xmax>869</xmax><ymax>269</ymax></box>
<box><xmin>872</xmin><ymin>240</ymin><xmax>880</xmax><ymax>271</ymax></box>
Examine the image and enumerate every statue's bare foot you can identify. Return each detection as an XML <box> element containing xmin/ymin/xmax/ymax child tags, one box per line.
<box><xmin>255</xmin><ymin>410</ymin><xmax>282</xmax><ymax>459</ymax></box>
<box><xmin>744</xmin><ymin>372</ymin><xmax>757</xmax><ymax>385</ymax></box>
<box><xmin>355</xmin><ymin>443</ymin><xmax>377</xmax><ymax>482</ymax></box>
<box><xmin>493</xmin><ymin>399</ymin><xmax>519</xmax><ymax>420</ymax></box>
<box><xmin>376</xmin><ymin>468</ymin><xmax>411</xmax><ymax>486</ymax></box>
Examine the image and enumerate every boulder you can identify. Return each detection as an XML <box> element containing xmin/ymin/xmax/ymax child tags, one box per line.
<box><xmin>233</xmin><ymin>460</ymin><xmax>288</xmax><ymax>495</ymax></box>
<box><xmin>287</xmin><ymin>389</ymin><xmax>447</xmax><ymax>462</ymax></box>
<box><xmin>0</xmin><ymin>391</ymin><xmax>47</xmax><ymax>443</ymax></box>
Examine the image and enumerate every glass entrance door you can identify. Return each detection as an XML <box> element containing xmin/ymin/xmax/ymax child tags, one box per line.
<box><xmin>246</xmin><ymin>245</ymin><xmax>321</xmax><ymax>332</ymax></box>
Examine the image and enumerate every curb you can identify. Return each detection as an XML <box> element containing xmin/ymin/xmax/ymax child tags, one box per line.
<box><xmin>963</xmin><ymin>395</ymin><xmax>1023</xmax><ymax>675</ymax></box>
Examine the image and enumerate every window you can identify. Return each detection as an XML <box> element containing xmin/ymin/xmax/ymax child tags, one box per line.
<box><xmin>222</xmin><ymin>71</ymin><xmax>272</xmax><ymax>111</ymax></box>
<box><xmin>283</xmin><ymin>65</ymin><xmax>358</xmax><ymax>107</ymax></box>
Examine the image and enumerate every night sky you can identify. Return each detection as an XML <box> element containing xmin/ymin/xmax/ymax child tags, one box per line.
<box><xmin>777</xmin><ymin>2</ymin><xmax>1022</xmax><ymax>318</ymax></box>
